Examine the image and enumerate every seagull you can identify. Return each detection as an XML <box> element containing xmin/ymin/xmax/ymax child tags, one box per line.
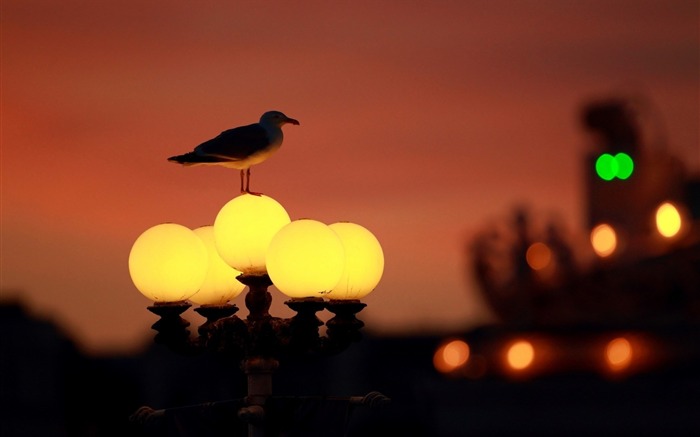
<box><xmin>168</xmin><ymin>111</ymin><xmax>300</xmax><ymax>194</ymax></box>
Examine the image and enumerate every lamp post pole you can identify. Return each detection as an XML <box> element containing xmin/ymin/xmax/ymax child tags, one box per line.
<box><xmin>237</xmin><ymin>274</ymin><xmax>277</xmax><ymax>437</ymax></box>
<box><xmin>240</xmin><ymin>357</ymin><xmax>278</xmax><ymax>437</ymax></box>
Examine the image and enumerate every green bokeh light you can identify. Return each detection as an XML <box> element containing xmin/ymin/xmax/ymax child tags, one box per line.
<box><xmin>614</xmin><ymin>153</ymin><xmax>634</xmax><ymax>179</ymax></box>
<box><xmin>595</xmin><ymin>152</ymin><xmax>634</xmax><ymax>181</ymax></box>
<box><xmin>595</xmin><ymin>154</ymin><xmax>618</xmax><ymax>181</ymax></box>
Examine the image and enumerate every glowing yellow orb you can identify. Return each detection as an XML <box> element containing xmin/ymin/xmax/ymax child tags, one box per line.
<box><xmin>189</xmin><ymin>226</ymin><xmax>246</xmax><ymax>305</ymax></box>
<box><xmin>214</xmin><ymin>194</ymin><xmax>290</xmax><ymax>275</ymax></box>
<box><xmin>590</xmin><ymin>223</ymin><xmax>617</xmax><ymax>257</ymax></box>
<box><xmin>655</xmin><ymin>202</ymin><xmax>682</xmax><ymax>238</ymax></box>
<box><xmin>266</xmin><ymin>219</ymin><xmax>345</xmax><ymax>299</ymax></box>
<box><xmin>326</xmin><ymin>222</ymin><xmax>384</xmax><ymax>300</ymax></box>
<box><xmin>128</xmin><ymin>223</ymin><xmax>208</xmax><ymax>302</ymax></box>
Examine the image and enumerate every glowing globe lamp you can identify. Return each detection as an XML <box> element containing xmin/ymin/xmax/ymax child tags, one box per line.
<box><xmin>266</xmin><ymin>219</ymin><xmax>345</xmax><ymax>299</ymax></box>
<box><xmin>190</xmin><ymin>226</ymin><xmax>246</xmax><ymax>305</ymax></box>
<box><xmin>129</xmin><ymin>223</ymin><xmax>208</xmax><ymax>302</ymax></box>
<box><xmin>214</xmin><ymin>194</ymin><xmax>291</xmax><ymax>275</ymax></box>
<box><xmin>326</xmin><ymin>222</ymin><xmax>384</xmax><ymax>300</ymax></box>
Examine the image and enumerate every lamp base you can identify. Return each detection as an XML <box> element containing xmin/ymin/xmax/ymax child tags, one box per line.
<box><xmin>147</xmin><ymin>301</ymin><xmax>193</xmax><ymax>353</ymax></box>
<box><xmin>238</xmin><ymin>274</ymin><xmax>274</xmax><ymax>321</ymax></box>
<box><xmin>324</xmin><ymin>299</ymin><xmax>367</xmax><ymax>354</ymax></box>
<box><xmin>285</xmin><ymin>297</ymin><xmax>325</xmax><ymax>353</ymax></box>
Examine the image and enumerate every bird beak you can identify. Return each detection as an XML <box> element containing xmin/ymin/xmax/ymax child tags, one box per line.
<box><xmin>286</xmin><ymin>117</ymin><xmax>300</xmax><ymax>126</ymax></box>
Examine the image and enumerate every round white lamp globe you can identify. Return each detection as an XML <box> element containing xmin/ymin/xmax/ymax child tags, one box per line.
<box><xmin>266</xmin><ymin>219</ymin><xmax>345</xmax><ymax>299</ymax></box>
<box><xmin>128</xmin><ymin>223</ymin><xmax>208</xmax><ymax>302</ymax></box>
<box><xmin>190</xmin><ymin>226</ymin><xmax>246</xmax><ymax>305</ymax></box>
<box><xmin>327</xmin><ymin>222</ymin><xmax>384</xmax><ymax>300</ymax></box>
<box><xmin>214</xmin><ymin>194</ymin><xmax>291</xmax><ymax>275</ymax></box>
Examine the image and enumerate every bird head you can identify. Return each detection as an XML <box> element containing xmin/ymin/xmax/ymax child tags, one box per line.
<box><xmin>260</xmin><ymin>111</ymin><xmax>300</xmax><ymax>127</ymax></box>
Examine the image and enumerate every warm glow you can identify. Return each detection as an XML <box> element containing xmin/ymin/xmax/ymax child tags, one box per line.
<box><xmin>326</xmin><ymin>222</ymin><xmax>384</xmax><ymax>300</ymax></box>
<box><xmin>214</xmin><ymin>194</ymin><xmax>291</xmax><ymax>275</ymax></box>
<box><xmin>189</xmin><ymin>226</ymin><xmax>246</xmax><ymax>305</ymax></box>
<box><xmin>606</xmin><ymin>337</ymin><xmax>633</xmax><ymax>371</ymax></box>
<box><xmin>655</xmin><ymin>202</ymin><xmax>682</xmax><ymax>238</ymax></box>
<box><xmin>434</xmin><ymin>339</ymin><xmax>470</xmax><ymax>374</ymax></box>
<box><xmin>266</xmin><ymin>219</ymin><xmax>345</xmax><ymax>298</ymax></box>
<box><xmin>506</xmin><ymin>340</ymin><xmax>535</xmax><ymax>370</ymax></box>
<box><xmin>128</xmin><ymin>223</ymin><xmax>208</xmax><ymax>302</ymax></box>
<box><xmin>590</xmin><ymin>223</ymin><xmax>617</xmax><ymax>257</ymax></box>
<box><xmin>525</xmin><ymin>242</ymin><xmax>552</xmax><ymax>271</ymax></box>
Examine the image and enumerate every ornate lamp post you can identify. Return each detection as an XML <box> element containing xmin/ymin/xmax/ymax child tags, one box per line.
<box><xmin>128</xmin><ymin>194</ymin><xmax>385</xmax><ymax>436</ymax></box>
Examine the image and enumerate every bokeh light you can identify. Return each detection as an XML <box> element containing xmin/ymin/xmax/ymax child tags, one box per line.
<box><xmin>506</xmin><ymin>340</ymin><xmax>535</xmax><ymax>370</ymax></box>
<box><xmin>595</xmin><ymin>152</ymin><xmax>634</xmax><ymax>180</ymax></box>
<box><xmin>614</xmin><ymin>153</ymin><xmax>634</xmax><ymax>179</ymax></box>
<box><xmin>526</xmin><ymin>242</ymin><xmax>552</xmax><ymax>271</ymax></box>
<box><xmin>595</xmin><ymin>153</ymin><xmax>618</xmax><ymax>181</ymax></box>
<box><xmin>590</xmin><ymin>223</ymin><xmax>617</xmax><ymax>257</ymax></box>
<box><xmin>434</xmin><ymin>339</ymin><xmax>470</xmax><ymax>374</ymax></box>
<box><xmin>605</xmin><ymin>337</ymin><xmax>633</xmax><ymax>371</ymax></box>
<box><xmin>655</xmin><ymin>202</ymin><xmax>682</xmax><ymax>238</ymax></box>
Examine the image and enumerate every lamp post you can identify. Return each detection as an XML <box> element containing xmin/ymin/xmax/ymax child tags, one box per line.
<box><xmin>128</xmin><ymin>194</ymin><xmax>386</xmax><ymax>436</ymax></box>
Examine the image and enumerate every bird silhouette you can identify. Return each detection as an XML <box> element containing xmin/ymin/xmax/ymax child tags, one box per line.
<box><xmin>168</xmin><ymin>111</ymin><xmax>300</xmax><ymax>194</ymax></box>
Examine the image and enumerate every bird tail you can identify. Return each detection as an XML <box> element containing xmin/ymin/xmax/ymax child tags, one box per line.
<box><xmin>168</xmin><ymin>152</ymin><xmax>221</xmax><ymax>166</ymax></box>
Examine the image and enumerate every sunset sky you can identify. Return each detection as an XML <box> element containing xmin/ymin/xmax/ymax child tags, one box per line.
<box><xmin>2</xmin><ymin>0</ymin><xmax>698</xmax><ymax>353</ymax></box>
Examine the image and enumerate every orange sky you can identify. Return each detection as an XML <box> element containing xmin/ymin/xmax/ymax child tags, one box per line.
<box><xmin>2</xmin><ymin>0</ymin><xmax>698</xmax><ymax>353</ymax></box>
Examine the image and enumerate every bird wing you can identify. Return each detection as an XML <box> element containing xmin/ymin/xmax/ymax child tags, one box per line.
<box><xmin>194</xmin><ymin>123</ymin><xmax>270</xmax><ymax>161</ymax></box>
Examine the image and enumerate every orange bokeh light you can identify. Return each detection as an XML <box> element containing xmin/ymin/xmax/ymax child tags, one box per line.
<box><xmin>590</xmin><ymin>223</ymin><xmax>617</xmax><ymax>257</ymax></box>
<box><xmin>605</xmin><ymin>337</ymin><xmax>633</xmax><ymax>371</ymax></box>
<box><xmin>526</xmin><ymin>242</ymin><xmax>552</xmax><ymax>271</ymax></box>
<box><xmin>506</xmin><ymin>340</ymin><xmax>535</xmax><ymax>370</ymax></box>
<box><xmin>434</xmin><ymin>339</ymin><xmax>470</xmax><ymax>374</ymax></box>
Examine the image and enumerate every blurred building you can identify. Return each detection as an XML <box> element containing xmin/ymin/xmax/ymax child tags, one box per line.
<box><xmin>470</xmin><ymin>97</ymin><xmax>700</xmax><ymax>326</ymax></box>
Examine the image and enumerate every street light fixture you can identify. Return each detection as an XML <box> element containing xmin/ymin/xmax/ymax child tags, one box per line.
<box><xmin>128</xmin><ymin>193</ymin><xmax>386</xmax><ymax>435</ymax></box>
<box><xmin>266</xmin><ymin>218</ymin><xmax>346</xmax><ymax>299</ymax></box>
<box><xmin>190</xmin><ymin>225</ymin><xmax>246</xmax><ymax>305</ymax></box>
<box><xmin>214</xmin><ymin>194</ymin><xmax>291</xmax><ymax>275</ymax></box>
<box><xmin>128</xmin><ymin>222</ymin><xmax>209</xmax><ymax>303</ymax></box>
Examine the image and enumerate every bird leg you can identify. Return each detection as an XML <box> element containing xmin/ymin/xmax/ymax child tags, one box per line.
<box><xmin>239</xmin><ymin>170</ymin><xmax>246</xmax><ymax>193</ymax></box>
<box><xmin>243</xmin><ymin>168</ymin><xmax>263</xmax><ymax>196</ymax></box>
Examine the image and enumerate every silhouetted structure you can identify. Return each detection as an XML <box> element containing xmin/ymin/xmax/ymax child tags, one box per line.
<box><xmin>4</xmin><ymin>300</ymin><xmax>700</xmax><ymax>436</ymax></box>
<box><xmin>470</xmin><ymin>97</ymin><xmax>700</xmax><ymax>326</ymax></box>
<box><xmin>0</xmin><ymin>300</ymin><xmax>142</xmax><ymax>436</ymax></box>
